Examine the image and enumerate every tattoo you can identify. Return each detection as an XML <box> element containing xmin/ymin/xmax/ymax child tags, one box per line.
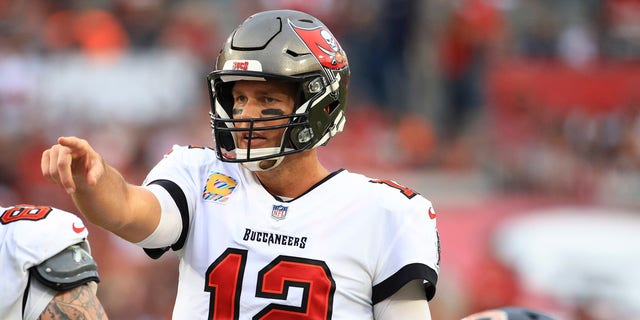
<box><xmin>39</xmin><ymin>284</ymin><xmax>108</xmax><ymax>320</ymax></box>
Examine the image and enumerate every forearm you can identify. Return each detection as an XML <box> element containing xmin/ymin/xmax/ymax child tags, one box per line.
<box><xmin>71</xmin><ymin>163</ymin><xmax>160</xmax><ymax>242</ymax></box>
<box><xmin>39</xmin><ymin>284</ymin><xmax>108</xmax><ymax>320</ymax></box>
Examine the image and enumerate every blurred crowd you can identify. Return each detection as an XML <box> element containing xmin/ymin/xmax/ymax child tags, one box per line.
<box><xmin>1</xmin><ymin>0</ymin><xmax>640</xmax><ymax>319</ymax></box>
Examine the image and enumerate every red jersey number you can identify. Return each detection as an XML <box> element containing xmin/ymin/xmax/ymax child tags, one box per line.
<box><xmin>1</xmin><ymin>205</ymin><xmax>53</xmax><ymax>224</ymax></box>
<box><xmin>206</xmin><ymin>249</ymin><xmax>335</xmax><ymax>320</ymax></box>
<box><xmin>369</xmin><ymin>179</ymin><xmax>418</xmax><ymax>199</ymax></box>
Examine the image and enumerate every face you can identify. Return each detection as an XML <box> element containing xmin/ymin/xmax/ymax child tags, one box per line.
<box><xmin>231</xmin><ymin>80</ymin><xmax>297</xmax><ymax>149</ymax></box>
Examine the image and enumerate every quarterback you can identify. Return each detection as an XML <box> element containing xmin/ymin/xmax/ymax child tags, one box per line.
<box><xmin>42</xmin><ymin>10</ymin><xmax>440</xmax><ymax>319</ymax></box>
<box><xmin>0</xmin><ymin>204</ymin><xmax>107</xmax><ymax>319</ymax></box>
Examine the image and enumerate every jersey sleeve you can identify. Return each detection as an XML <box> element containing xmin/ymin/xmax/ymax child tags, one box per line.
<box><xmin>1</xmin><ymin>205</ymin><xmax>92</xmax><ymax>320</ymax></box>
<box><xmin>9</xmin><ymin>206</ymin><xmax>90</xmax><ymax>268</ymax></box>
<box><xmin>370</xmin><ymin>188</ymin><xmax>440</xmax><ymax>304</ymax></box>
<box><xmin>141</xmin><ymin>145</ymin><xmax>210</xmax><ymax>257</ymax></box>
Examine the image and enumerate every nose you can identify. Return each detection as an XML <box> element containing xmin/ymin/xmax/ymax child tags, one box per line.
<box><xmin>233</xmin><ymin>102</ymin><xmax>262</xmax><ymax>131</ymax></box>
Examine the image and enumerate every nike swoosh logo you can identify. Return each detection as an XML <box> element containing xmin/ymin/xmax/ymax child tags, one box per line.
<box><xmin>72</xmin><ymin>222</ymin><xmax>86</xmax><ymax>233</ymax></box>
<box><xmin>428</xmin><ymin>207</ymin><xmax>437</xmax><ymax>219</ymax></box>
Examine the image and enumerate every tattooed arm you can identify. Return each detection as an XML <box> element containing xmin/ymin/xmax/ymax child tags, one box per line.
<box><xmin>38</xmin><ymin>283</ymin><xmax>108</xmax><ymax>320</ymax></box>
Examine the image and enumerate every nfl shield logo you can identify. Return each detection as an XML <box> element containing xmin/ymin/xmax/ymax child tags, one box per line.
<box><xmin>271</xmin><ymin>205</ymin><xmax>288</xmax><ymax>220</ymax></box>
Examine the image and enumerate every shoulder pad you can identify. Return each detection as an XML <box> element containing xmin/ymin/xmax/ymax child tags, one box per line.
<box><xmin>31</xmin><ymin>243</ymin><xmax>100</xmax><ymax>291</ymax></box>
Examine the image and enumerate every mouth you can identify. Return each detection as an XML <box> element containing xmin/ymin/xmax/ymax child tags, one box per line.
<box><xmin>239</xmin><ymin>132</ymin><xmax>267</xmax><ymax>148</ymax></box>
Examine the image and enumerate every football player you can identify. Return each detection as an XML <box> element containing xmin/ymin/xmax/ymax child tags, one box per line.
<box><xmin>41</xmin><ymin>9</ymin><xmax>440</xmax><ymax>319</ymax></box>
<box><xmin>0</xmin><ymin>204</ymin><xmax>107</xmax><ymax>319</ymax></box>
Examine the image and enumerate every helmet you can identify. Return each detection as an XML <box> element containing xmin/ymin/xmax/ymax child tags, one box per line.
<box><xmin>461</xmin><ymin>307</ymin><xmax>557</xmax><ymax>320</ymax></box>
<box><xmin>207</xmin><ymin>9</ymin><xmax>350</xmax><ymax>171</ymax></box>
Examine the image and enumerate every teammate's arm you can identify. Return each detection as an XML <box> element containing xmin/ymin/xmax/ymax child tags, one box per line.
<box><xmin>39</xmin><ymin>283</ymin><xmax>108</xmax><ymax>320</ymax></box>
<box><xmin>373</xmin><ymin>279</ymin><xmax>432</xmax><ymax>320</ymax></box>
<box><xmin>30</xmin><ymin>242</ymin><xmax>108</xmax><ymax>319</ymax></box>
<box><xmin>41</xmin><ymin>136</ymin><xmax>160</xmax><ymax>242</ymax></box>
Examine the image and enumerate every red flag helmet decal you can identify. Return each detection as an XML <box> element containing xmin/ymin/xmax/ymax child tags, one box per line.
<box><xmin>290</xmin><ymin>22</ymin><xmax>348</xmax><ymax>70</ymax></box>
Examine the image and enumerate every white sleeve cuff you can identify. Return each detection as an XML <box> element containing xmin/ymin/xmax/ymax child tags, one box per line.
<box><xmin>135</xmin><ymin>184</ymin><xmax>183</xmax><ymax>249</ymax></box>
<box><xmin>373</xmin><ymin>279</ymin><xmax>432</xmax><ymax>320</ymax></box>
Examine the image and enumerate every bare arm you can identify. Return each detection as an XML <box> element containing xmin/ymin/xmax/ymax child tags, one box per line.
<box><xmin>41</xmin><ymin>136</ymin><xmax>160</xmax><ymax>242</ymax></box>
<box><xmin>38</xmin><ymin>284</ymin><xmax>108</xmax><ymax>320</ymax></box>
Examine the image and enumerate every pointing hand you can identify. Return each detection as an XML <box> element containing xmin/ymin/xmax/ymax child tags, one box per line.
<box><xmin>41</xmin><ymin>137</ymin><xmax>105</xmax><ymax>194</ymax></box>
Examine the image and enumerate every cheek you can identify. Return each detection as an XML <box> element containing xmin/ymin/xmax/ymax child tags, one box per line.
<box><xmin>261</xmin><ymin>115</ymin><xmax>290</xmax><ymax>128</ymax></box>
<box><xmin>265</xmin><ymin>121</ymin><xmax>289</xmax><ymax>137</ymax></box>
<box><xmin>260</xmin><ymin>121</ymin><xmax>289</xmax><ymax>143</ymax></box>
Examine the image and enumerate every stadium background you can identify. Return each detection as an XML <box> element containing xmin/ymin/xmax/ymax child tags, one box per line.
<box><xmin>1</xmin><ymin>0</ymin><xmax>639</xmax><ymax>319</ymax></box>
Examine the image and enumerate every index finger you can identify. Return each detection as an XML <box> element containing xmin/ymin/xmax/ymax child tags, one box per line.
<box><xmin>57</xmin><ymin>136</ymin><xmax>91</xmax><ymax>155</ymax></box>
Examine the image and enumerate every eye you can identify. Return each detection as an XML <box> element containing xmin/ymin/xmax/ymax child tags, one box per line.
<box><xmin>235</xmin><ymin>95</ymin><xmax>248</xmax><ymax>104</ymax></box>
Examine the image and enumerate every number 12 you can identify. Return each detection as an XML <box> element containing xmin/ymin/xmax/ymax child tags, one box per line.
<box><xmin>205</xmin><ymin>248</ymin><xmax>336</xmax><ymax>319</ymax></box>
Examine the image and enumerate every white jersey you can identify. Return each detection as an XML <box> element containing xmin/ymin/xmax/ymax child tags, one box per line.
<box><xmin>143</xmin><ymin>145</ymin><xmax>440</xmax><ymax>319</ymax></box>
<box><xmin>0</xmin><ymin>204</ymin><xmax>90</xmax><ymax>320</ymax></box>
